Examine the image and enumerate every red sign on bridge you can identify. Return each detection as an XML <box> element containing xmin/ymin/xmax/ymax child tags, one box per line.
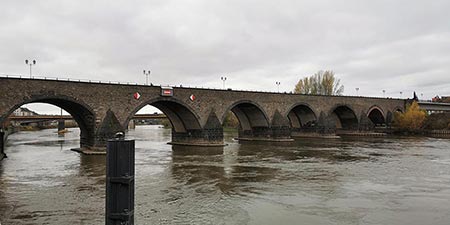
<box><xmin>161</xmin><ymin>87</ymin><xmax>173</xmax><ymax>97</ymax></box>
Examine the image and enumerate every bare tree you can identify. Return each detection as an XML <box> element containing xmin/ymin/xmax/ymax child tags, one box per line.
<box><xmin>294</xmin><ymin>70</ymin><xmax>344</xmax><ymax>95</ymax></box>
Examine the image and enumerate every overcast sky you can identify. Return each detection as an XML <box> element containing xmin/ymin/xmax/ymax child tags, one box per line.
<box><xmin>1</xmin><ymin>0</ymin><xmax>449</xmax><ymax>114</ymax></box>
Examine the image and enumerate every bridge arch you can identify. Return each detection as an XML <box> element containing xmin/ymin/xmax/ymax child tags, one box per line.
<box><xmin>367</xmin><ymin>105</ymin><xmax>386</xmax><ymax>126</ymax></box>
<box><xmin>286</xmin><ymin>103</ymin><xmax>317</xmax><ymax>129</ymax></box>
<box><xmin>1</xmin><ymin>95</ymin><xmax>96</xmax><ymax>148</ymax></box>
<box><xmin>394</xmin><ymin>106</ymin><xmax>404</xmax><ymax>113</ymax></box>
<box><xmin>330</xmin><ymin>105</ymin><xmax>359</xmax><ymax>129</ymax></box>
<box><xmin>126</xmin><ymin>97</ymin><xmax>202</xmax><ymax>133</ymax></box>
<box><xmin>222</xmin><ymin>100</ymin><xmax>270</xmax><ymax>131</ymax></box>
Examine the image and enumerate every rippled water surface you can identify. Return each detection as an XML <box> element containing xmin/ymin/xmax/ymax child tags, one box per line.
<box><xmin>1</xmin><ymin>125</ymin><xmax>450</xmax><ymax>225</ymax></box>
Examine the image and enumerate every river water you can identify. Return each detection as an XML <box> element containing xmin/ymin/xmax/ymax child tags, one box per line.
<box><xmin>1</xmin><ymin>125</ymin><xmax>450</xmax><ymax>225</ymax></box>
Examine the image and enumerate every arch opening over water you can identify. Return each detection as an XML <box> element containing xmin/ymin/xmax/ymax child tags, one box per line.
<box><xmin>331</xmin><ymin>105</ymin><xmax>358</xmax><ymax>129</ymax></box>
<box><xmin>368</xmin><ymin>108</ymin><xmax>386</xmax><ymax>126</ymax></box>
<box><xmin>2</xmin><ymin>99</ymin><xmax>95</xmax><ymax>148</ymax></box>
<box><xmin>221</xmin><ymin>101</ymin><xmax>271</xmax><ymax>140</ymax></box>
<box><xmin>227</xmin><ymin>102</ymin><xmax>269</xmax><ymax>131</ymax></box>
<box><xmin>127</xmin><ymin>99</ymin><xmax>202</xmax><ymax>133</ymax></box>
<box><xmin>287</xmin><ymin>104</ymin><xmax>317</xmax><ymax>129</ymax></box>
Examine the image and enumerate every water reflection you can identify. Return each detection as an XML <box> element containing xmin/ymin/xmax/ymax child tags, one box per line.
<box><xmin>78</xmin><ymin>154</ymin><xmax>106</xmax><ymax>185</ymax></box>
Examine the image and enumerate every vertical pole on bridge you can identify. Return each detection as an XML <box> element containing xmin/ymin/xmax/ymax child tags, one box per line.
<box><xmin>106</xmin><ymin>132</ymin><xmax>135</xmax><ymax>225</ymax></box>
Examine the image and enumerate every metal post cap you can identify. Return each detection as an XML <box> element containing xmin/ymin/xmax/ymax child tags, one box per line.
<box><xmin>114</xmin><ymin>131</ymin><xmax>125</xmax><ymax>140</ymax></box>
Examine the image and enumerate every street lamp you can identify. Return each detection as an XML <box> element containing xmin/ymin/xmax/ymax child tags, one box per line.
<box><xmin>276</xmin><ymin>81</ymin><xmax>281</xmax><ymax>92</ymax></box>
<box><xmin>221</xmin><ymin>76</ymin><xmax>227</xmax><ymax>89</ymax></box>
<box><xmin>355</xmin><ymin>87</ymin><xmax>359</xmax><ymax>96</ymax></box>
<box><xmin>25</xmin><ymin>59</ymin><xmax>36</xmax><ymax>78</ymax></box>
<box><xmin>143</xmin><ymin>70</ymin><xmax>151</xmax><ymax>85</ymax></box>
<box><xmin>400</xmin><ymin>91</ymin><xmax>403</xmax><ymax>98</ymax></box>
<box><xmin>382</xmin><ymin>90</ymin><xmax>386</xmax><ymax>98</ymax></box>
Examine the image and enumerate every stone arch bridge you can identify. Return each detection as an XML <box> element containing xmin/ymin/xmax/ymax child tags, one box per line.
<box><xmin>0</xmin><ymin>77</ymin><xmax>406</xmax><ymax>152</ymax></box>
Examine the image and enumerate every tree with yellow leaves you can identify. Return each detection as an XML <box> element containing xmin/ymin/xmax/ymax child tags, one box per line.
<box><xmin>393</xmin><ymin>101</ymin><xmax>427</xmax><ymax>131</ymax></box>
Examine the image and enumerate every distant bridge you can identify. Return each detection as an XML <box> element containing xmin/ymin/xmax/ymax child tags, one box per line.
<box><xmin>418</xmin><ymin>101</ymin><xmax>450</xmax><ymax>113</ymax></box>
<box><xmin>8</xmin><ymin>113</ymin><xmax>167</xmax><ymax>122</ymax></box>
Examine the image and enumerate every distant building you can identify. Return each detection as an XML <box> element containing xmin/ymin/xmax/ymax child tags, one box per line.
<box><xmin>9</xmin><ymin>107</ymin><xmax>40</xmax><ymax>127</ymax></box>
<box><xmin>442</xmin><ymin>96</ymin><xmax>450</xmax><ymax>103</ymax></box>
<box><xmin>432</xmin><ymin>96</ymin><xmax>450</xmax><ymax>103</ymax></box>
<box><xmin>12</xmin><ymin>107</ymin><xmax>39</xmax><ymax>116</ymax></box>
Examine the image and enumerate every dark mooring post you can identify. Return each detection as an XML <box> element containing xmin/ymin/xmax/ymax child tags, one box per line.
<box><xmin>106</xmin><ymin>133</ymin><xmax>135</xmax><ymax>225</ymax></box>
<box><xmin>57</xmin><ymin>119</ymin><xmax>65</xmax><ymax>132</ymax></box>
<box><xmin>0</xmin><ymin>129</ymin><xmax>5</xmax><ymax>160</ymax></box>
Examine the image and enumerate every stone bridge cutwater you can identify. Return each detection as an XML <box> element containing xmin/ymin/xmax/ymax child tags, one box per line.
<box><xmin>0</xmin><ymin>77</ymin><xmax>406</xmax><ymax>154</ymax></box>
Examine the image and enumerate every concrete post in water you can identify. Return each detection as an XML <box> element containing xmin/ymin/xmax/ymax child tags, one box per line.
<box><xmin>127</xmin><ymin>119</ymin><xmax>136</xmax><ymax>130</ymax></box>
<box><xmin>58</xmin><ymin>119</ymin><xmax>65</xmax><ymax>133</ymax></box>
<box><xmin>105</xmin><ymin>132</ymin><xmax>135</xmax><ymax>225</ymax></box>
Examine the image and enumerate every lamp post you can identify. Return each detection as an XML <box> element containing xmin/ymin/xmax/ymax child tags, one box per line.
<box><xmin>276</xmin><ymin>81</ymin><xmax>281</xmax><ymax>92</ymax></box>
<box><xmin>382</xmin><ymin>90</ymin><xmax>386</xmax><ymax>98</ymax></box>
<box><xmin>143</xmin><ymin>70</ymin><xmax>151</xmax><ymax>85</ymax></box>
<box><xmin>355</xmin><ymin>87</ymin><xmax>359</xmax><ymax>96</ymax></box>
<box><xmin>25</xmin><ymin>59</ymin><xmax>36</xmax><ymax>78</ymax></box>
<box><xmin>400</xmin><ymin>91</ymin><xmax>403</xmax><ymax>98</ymax></box>
<box><xmin>221</xmin><ymin>76</ymin><xmax>227</xmax><ymax>89</ymax></box>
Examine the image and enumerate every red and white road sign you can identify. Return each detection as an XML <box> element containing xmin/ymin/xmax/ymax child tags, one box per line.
<box><xmin>133</xmin><ymin>92</ymin><xmax>141</xmax><ymax>100</ymax></box>
<box><xmin>189</xmin><ymin>94</ymin><xmax>196</xmax><ymax>101</ymax></box>
<box><xmin>161</xmin><ymin>87</ymin><xmax>174</xmax><ymax>96</ymax></box>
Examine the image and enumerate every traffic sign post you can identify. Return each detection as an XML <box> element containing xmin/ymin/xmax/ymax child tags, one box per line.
<box><xmin>105</xmin><ymin>134</ymin><xmax>135</xmax><ymax>225</ymax></box>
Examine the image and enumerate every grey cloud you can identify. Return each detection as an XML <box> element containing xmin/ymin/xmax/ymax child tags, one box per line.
<box><xmin>1</xmin><ymin>0</ymin><xmax>449</xmax><ymax>108</ymax></box>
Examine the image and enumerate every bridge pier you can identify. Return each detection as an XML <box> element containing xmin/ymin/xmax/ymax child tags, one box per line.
<box><xmin>169</xmin><ymin>111</ymin><xmax>225</xmax><ymax>146</ymax></box>
<box><xmin>236</xmin><ymin>110</ymin><xmax>294</xmax><ymax>142</ymax></box>
<box><xmin>290</xmin><ymin>112</ymin><xmax>338</xmax><ymax>138</ymax></box>
<box><xmin>170</xmin><ymin>128</ymin><xmax>225</xmax><ymax>146</ymax></box>
<box><xmin>237</xmin><ymin>127</ymin><xmax>294</xmax><ymax>142</ymax></box>
<box><xmin>128</xmin><ymin>119</ymin><xmax>136</xmax><ymax>130</ymax></box>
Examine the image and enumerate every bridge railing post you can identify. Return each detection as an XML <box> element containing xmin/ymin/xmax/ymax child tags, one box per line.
<box><xmin>105</xmin><ymin>133</ymin><xmax>135</xmax><ymax>225</ymax></box>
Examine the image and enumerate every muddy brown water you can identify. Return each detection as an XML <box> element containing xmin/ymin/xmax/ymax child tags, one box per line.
<box><xmin>1</xmin><ymin>125</ymin><xmax>450</xmax><ymax>225</ymax></box>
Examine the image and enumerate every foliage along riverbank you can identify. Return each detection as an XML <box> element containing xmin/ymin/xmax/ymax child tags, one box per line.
<box><xmin>392</xmin><ymin>101</ymin><xmax>449</xmax><ymax>136</ymax></box>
